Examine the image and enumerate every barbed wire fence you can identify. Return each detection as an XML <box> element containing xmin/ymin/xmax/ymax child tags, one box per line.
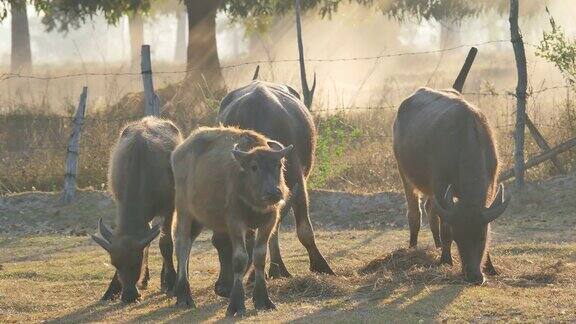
<box><xmin>0</xmin><ymin>36</ymin><xmax>575</xmax><ymax>198</ymax></box>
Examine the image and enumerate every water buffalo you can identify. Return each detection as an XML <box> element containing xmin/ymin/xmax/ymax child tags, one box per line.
<box><xmin>170</xmin><ymin>126</ymin><xmax>292</xmax><ymax>316</ymax></box>
<box><xmin>216</xmin><ymin>80</ymin><xmax>334</xmax><ymax>282</ymax></box>
<box><xmin>393</xmin><ymin>87</ymin><xmax>510</xmax><ymax>285</ymax></box>
<box><xmin>91</xmin><ymin>116</ymin><xmax>182</xmax><ymax>302</ymax></box>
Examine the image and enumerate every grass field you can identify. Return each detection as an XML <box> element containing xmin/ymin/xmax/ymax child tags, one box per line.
<box><xmin>1</xmin><ymin>174</ymin><xmax>575</xmax><ymax>323</ymax></box>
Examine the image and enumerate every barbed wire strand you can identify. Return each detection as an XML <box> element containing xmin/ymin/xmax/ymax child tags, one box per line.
<box><xmin>0</xmin><ymin>40</ymin><xmax>512</xmax><ymax>82</ymax></box>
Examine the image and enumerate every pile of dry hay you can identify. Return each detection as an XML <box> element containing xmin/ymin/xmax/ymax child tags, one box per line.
<box><xmin>360</xmin><ymin>247</ymin><xmax>575</xmax><ymax>287</ymax></box>
<box><xmin>359</xmin><ymin>247</ymin><xmax>464</xmax><ymax>285</ymax></box>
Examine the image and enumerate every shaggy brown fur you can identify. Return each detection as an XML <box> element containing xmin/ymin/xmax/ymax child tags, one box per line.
<box><xmin>170</xmin><ymin>126</ymin><xmax>292</xmax><ymax>317</ymax></box>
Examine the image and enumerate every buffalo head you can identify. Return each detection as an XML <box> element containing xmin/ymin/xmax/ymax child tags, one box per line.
<box><xmin>91</xmin><ymin>218</ymin><xmax>160</xmax><ymax>302</ymax></box>
<box><xmin>433</xmin><ymin>184</ymin><xmax>510</xmax><ymax>285</ymax></box>
<box><xmin>232</xmin><ymin>141</ymin><xmax>293</xmax><ymax>213</ymax></box>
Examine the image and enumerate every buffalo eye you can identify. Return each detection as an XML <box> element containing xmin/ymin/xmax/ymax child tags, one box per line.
<box><xmin>251</xmin><ymin>163</ymin><xmax>258</xmax><ymax>172</ymax></box>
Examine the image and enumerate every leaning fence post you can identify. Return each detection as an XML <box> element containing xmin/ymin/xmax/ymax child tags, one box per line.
<box><xmin>61</xmin><ymin>86</ymin><xmax>88</xmax><ymax>204</ymax></box>
<box><xmin>141</xmin><ymin>45</ymin><xmax>160</xmax><ymax>116</ymax></box>
<box><xmin>453</xmin><ymin>47</ymin><xmax>478</xmax><ymax>93</ymax></box>
<box><xmin>510</xmin><ymin>0</ymin><xmax>527</xmax><ymax>189</ymax></box>
<box><xmin>525</xmin><ymin>114</ymin><xmax>566</xmax><ymax>175</ymax></box>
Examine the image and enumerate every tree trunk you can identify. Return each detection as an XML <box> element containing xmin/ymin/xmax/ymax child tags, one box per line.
<box><xmin>10</xmin><ymin>3</ymin><xmax>32</xmax><ymax>73</ymax></box>
<box><xmin>129</xmin><ymin>12</ymin><xmax>144</xmax><ymax>71</ymax></box>
<box><xmin>184</xmin><ymin>0</ymin><xmax>225</xmax><ymax>92</ymax></box>
<box><xmin>174</xmin><ymin>10</ymin><xmax>187</xmax><ymax>63</ymax></box>
<box><xmin>439</xmin><ymin>20</ymin><xmax>460</xmax><ymax>49</ymax></box>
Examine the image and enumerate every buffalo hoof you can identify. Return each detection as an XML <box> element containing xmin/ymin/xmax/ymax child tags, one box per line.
<box><xmin>173</xmin><ymin>281</ymin><xmax>195</xmax><ymax>308</ymax></box>
<box><xmin>226</xmin><ymin>298</ymin><xmax>246</xmax><ymax>318</ymax></box>
<box><xmin>226</xmin><ymin>284</ymin><xmax>246</xmax><ymax>318</ymax></box>
<box><xmin>101</xmin><ymin>291</ymin><xmax>119</xmax><ymax>301</ymax></box>
<box><xmin>214</xmin><ymin>280</ymin><xmax>232</xmax><ymax>298</ymax></box>
<box><xmin>310</xmin><ymin>257</ymin><xmax>335</xmax><ymax>275</ymax></box>
<box><xmin>121</xmin><ymin>290</ymin><xmax>141</xmax><ymax>304</ymax></box>
<box><xmin>464</xmin><ymin>273</ymin><xmax>486</xmax><ymax>286</ymax></box>
<box><xmin>268</xmin><ymin>263</ymin><xmax>291</xmax><ymax>279</ymax></box>
<box><xmin>254</xmin><ymin>296</ymin><xmax>276</xmax><ymax>311</ymax></box>
<box><xmin>175</xmin><ymin>295</ymin><xmax>195</xmax><ymax>308</ymax></box>
<box><xmin>175</xmin><ymin>289</ymin><xmax>195</xmax><ymax>308</ymax></box>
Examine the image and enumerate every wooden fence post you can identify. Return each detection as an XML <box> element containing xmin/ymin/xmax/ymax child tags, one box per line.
<box><xmin>510</xmin><ymin>0</ymin><xmax>528</xmax><ymax>189</ymax></box>
<box><xmin>61</xmin><ymin>86</ymin><xmax>88</xmax><ymax>204</ymax></box>
<box><xmin>453</xmin><ymin>47</ymin><xmax>478</xmax><ymax>93</ymax></box>
<box><xmin>141</xmin><ymin>45</ymin><xmax>160</xmax><ymax>116</ymax></box>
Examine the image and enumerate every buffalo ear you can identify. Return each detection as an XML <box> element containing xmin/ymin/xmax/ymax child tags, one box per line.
<box><xmin>267</xmin><ymin>140</ymin><xmax>285</xmax><ymax>151</ymax></box>
<box><xmin>274</xmin><ymin>144</ymin><xmax>293</xmax><ymax>159</ymax></box>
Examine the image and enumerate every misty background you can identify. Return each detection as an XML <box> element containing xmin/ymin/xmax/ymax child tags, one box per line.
<box><xmin>0</xmin><ymin>0</ymin><xmax>575</xmax><ymax>111</ymax></box>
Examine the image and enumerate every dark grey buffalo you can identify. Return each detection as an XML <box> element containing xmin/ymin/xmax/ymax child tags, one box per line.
<box><xmin>215</xmin><ymin>80</ymin><xmax>334</xmax><ymax>287</ymax></box>
<box><xmin>393</xmin><ymin>87</ymin><xmax>510</xmax><ymax>285</ymax></box>
<box><xmin>91</xmin><ymin>117</ymin><xmax>182</xmax><ymax>302</ymax></box>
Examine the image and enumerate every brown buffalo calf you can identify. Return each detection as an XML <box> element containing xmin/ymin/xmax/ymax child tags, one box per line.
<box><xmin>170</xmin><ymin>126</ymin><xmax>292</xmax><ymax>317</ymax></box>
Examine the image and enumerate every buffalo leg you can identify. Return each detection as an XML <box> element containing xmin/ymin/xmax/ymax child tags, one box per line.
<box><xmin>137</xmin><ymin>246</ymin><xmax>150</xmax><ymax>290</ymax></box>
<box><xmin>101</xmin><ymin>271</ymin><xmax>121</xmax><ymax>301</ymax></box>
<box><xmin>425</xmin><ymin>198</ymin><xmax>442</xmax><ymax>248</ymax></box>
<box><xmin>226</xmin><ymin>221</ymin><xmax>248</xmax><ymax>318</ymax></box>
<box><xmin>439</xmin><ymin>220</ymin><xmax>453</xmax><ymax>265</ymax></box>
<box><xmin>268</xmin><ymin>224</ymin><xmax>291</xmax><ymax>278</ymax></box>
<box><xmin>253</xmin><ymin>219</ymin><xmax>277</xmax><ymax>311</ymax></box>
<box><xmin>400</xmin><ymin>173</ymin><xmax>421</xmax><ymax>248</ymax></box>
<box><xmin>212</xmin><ymin>232</ymin><xmax>233</xmax><ymax>298</ymax></box>
<box><xmin>245</xmin><ymin>230</ymin><xmax>256</xmax><ymax>285</ymax></box>
<box><xmin>483</xmin><ymin>252</ymin><xmax>498</xmax><ymax>276</ymax></box>
<box><xmin>160</xmin><ymin>213</ymin><xmax>176</xmax><ymax>293</ymax></box>
<box><xmin>291</xmin><ymin>172</ymin><xmax>334</xmax><ymax>275</ymax></box>
<box><xmin>172</xmin><ymin>211</ymin><xmax>202</xmax><ymax>308</ymax></box>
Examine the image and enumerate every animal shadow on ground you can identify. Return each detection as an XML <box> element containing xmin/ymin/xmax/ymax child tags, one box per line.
<box><xmin>44</xmin><ymin>291</ymin><xmax>166</xmax><ymax>323</ymax></box>
<box><xmin>129</xmin><ymin>285</ymin><xmax>227</xmax><ymax>323</ymax></box>
<box><xmin>45</xmin><ymin>287</ymin><xmax>224</xmax><ymax>323</ymax></box>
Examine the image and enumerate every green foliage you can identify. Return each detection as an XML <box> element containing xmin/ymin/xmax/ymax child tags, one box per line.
<box><xmin>309</xmin><ymin>115</ymin><xmax>362</xmax><ymax>188</ymax></box>
<box><xmin>380</xmin><ymin>0</ymin><xmax>481</xmax><ymax>23</ymax></box>
<box><xmin>536</xmin><ymin>8</ymin><xmax>576</xmax><ymax>85</ymax></box>
<box><xmin>38</xmin><ymin>0</ymin><xmax>152</xmax><ymax>32</ymax></box>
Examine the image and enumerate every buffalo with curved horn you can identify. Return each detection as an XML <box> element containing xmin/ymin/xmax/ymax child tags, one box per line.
<box><xmin>92</xmin><ymin>117</ymin><xmax>182</xmax><ymax>302</ymax></box>
<box><xmin>393</xmin><ymin>87</ymin><xmax>511</xmax><ymax>285</ymax></box>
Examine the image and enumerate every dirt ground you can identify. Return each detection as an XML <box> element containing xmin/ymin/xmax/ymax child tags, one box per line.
<box><xmin>0</xmin><ymin>174</ymin><xmax>575</xmax><ymax>322</ymax></box>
